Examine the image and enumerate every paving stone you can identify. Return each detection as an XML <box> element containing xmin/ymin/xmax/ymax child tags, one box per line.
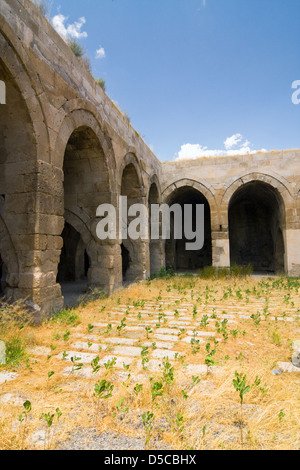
<box><xmin>57</xmin><ymin>351</ymin><xmax>100</xmax><ymax>363</ymax></box>
<box><xmin>71</xmin><ymin>342</ymin><xmax>105</xmax><ymax>353</ymax></box>
<box><xmin>154</xmin><ymin>334</ymin><xmax>179</xmax><ymax>342</ymax></box>
<box><xmin>181</xmin><ymin>337</ymin><xmax>205</xmax><ymax>345</ymax></box>
<box><xmin>142</xmin><ymin>341</ymin><xmax>175</xmax><ymax>350</ymax></box>
<box><xmin>186</xmin><ymin>330</ymin><xmax>216</xmax><ymax>337</ymax></box>
<box><xmin>99</xmin><ymin>355</ymin><xmax>134</xmax><ymax>368</ymax></box>
<box><xmin>104</xmin><ymin>337</ymin><xmax>137</xmax><ymax>346</ymax></box>
<box><xmin>156</xmin><ymin>328</ymin><xmax>179</xmax><ymax>335</ymax></box>
<box><xmin>152</xmin><ymin>349</ymin><xmax>180</xmax><ymax>360</ymax></box>
<box><xmin>184</xmin><ymin>364</ymin><xmax>208</xmax><ymax>375</ymax></box>
<box><xmin>111</xmin><ymin>346</ymin><xmax>142</xmax><ymax>357</ymax></box>
<box><xmin>0</xmin><ymin>371</ymin><xmax>18</xmax><ymax>384</ymax></box>
<box><xmin>277</xmin><ymin>362</ymin><xmax>300</xmax><ymax>373</ymax></box>
<box><xmin>27</xmin><ymin>346</ymin><xmax>52</xmax><ymax>356</ymax></box>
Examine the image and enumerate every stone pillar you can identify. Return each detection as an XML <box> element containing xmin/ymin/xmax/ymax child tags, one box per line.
<box><xmin>212</xmin><ymin>231</ymin><xmax>230</xmax><ymax>268</ymax></box>
<box><xmin>284</xmin><ymin>229</ymin><xmax>300</xmax><ymax>276</ymax></box>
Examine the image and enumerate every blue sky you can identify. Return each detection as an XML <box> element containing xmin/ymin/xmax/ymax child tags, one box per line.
<box><xmin>47</xmin><ymin>0</ymin><xmax>300</xmax><ymax>162</ymax></box>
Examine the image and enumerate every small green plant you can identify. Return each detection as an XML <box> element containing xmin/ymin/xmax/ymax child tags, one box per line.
<box><xmin>70</xmin><ymin>356</ymin><xmax>83</xmax><ymax>374</ymax></box>
<box><xmin>141</xmin><ymin>346</ymin><xmax>150</xmax><ymax>369</ymax></box>
<box><xmin>117</xmin><ymin>318</ymin><xmax>126</xmax><ymax>336</ymax></box>
<box><xmin>91</xmin><ymin>356</ymin><xmax>101</xmax><ymax>374</ymax></box>
<box><xmin>145</xmin><ymin>326</ymin><xmax>152</xmax><ymax>339</ymax></box>
<box><xmin>200</xmin><ymin>315</ymin><xmax>209</xmax><ymax>327</ymax></box>
<box><xmin>232</xmin><ymin>372</ymin><xmax>251</xmax><ymax>446</ymax></box>
<box><xmin>205</xmin><ymin>343</ymin><xmax>216</xmax><ymax>367</ymax></box>
<box><xmin>39</xmin><ymin>408</ymin><xmax>62</xmax><ymax>450</ymax></box>
<box><xmin>104</xmin><ymin>357</ymin><xmax>117</xmax><ymax>371</ymax></box>
<box><xmin>133</xmin><ymin>384</ymin><xmax>143</xmax><ymax>396</ymax></box>
<box><xmin>142</xmin><ymin>411</ymin><xmax>155</xmax><ymax>448</ymax></box>
<box><xmin>18</xmin><ymin>400</ymin><xmax>32</xmax><ymax>450</ymax></box>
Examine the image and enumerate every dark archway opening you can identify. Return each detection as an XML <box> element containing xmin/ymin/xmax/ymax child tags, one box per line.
<box><xmin>148</xmin><ymin>182</ymin><xmax>162</xmax><ymax>276</ymax></box>
<box><xmin>121</xmin><ymin>244</ymin><xmax>131</xmax><ymax>282</ymax></box>
<box><xmin>228</xmin><ymin>181</ymin><xmax>285</xmax><ymax>274</ymax></box>
<box><xmin>57</xmin><ymin>223</ymin><xmax>91</xmax><ymax>305</ymax></box>
<box><xmin>165</xmin><ymin>187</ymin><xmax>212</xmax><ymax>272</ymax></box>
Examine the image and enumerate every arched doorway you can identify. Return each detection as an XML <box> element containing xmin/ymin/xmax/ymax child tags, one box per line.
<box><xmin>165</xmin><ymin>186</ymin><xmax>212</xmax><ymax>272</ymax></box>
<box><xmin>228</xmin><ymin>181</ymin><xmax>285</xmax><ymax>273</ymax></box>
<box><xmin>148</xmin><ymin>182</ymin><xmax>163</xmax><ymax>276</ymax></box>
<box><xmin>58</xmin><ymin>125</ymin><xmax>110</xmax><ymax>304</ymax></box>
<box><xmin>0</xmin><ymin>58</ymin><xmax>37</xmax><ymax>299</ymax></box>
<box><xmin>120</xmin><ymin>162</ymin><xmax>145</xmax><ymax>283</ymax></box>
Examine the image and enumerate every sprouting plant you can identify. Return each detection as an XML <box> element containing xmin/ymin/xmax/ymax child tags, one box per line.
<box><xmin>232</xmin><ymin>371</ymin><xmax>251</xmax><ymax>447</ymax></box>
<box><xmin>18</xmin><ymin>400</ymin><xmax>32</xmax><ymax>450</ymax></box>
<box><xmin>193</xmin><ymin>305</ymin><xmax>197</xmax><ymax>319</ymax></box>
<box><xmin>278</xmin><ymin>410</ymin><xmax>285</xmax><ymax>422</ymax></box>
<box><xmin>104</xmin><ymin>357</ymin><xmax>117</xmax><ymax>371</ymax></box>
<box><xmin>174</xmin><ymin>309</ymin><xmax>179</xmax><ymax>318</ymax></box>
<box><xmin>175</xmin><ymin>413</ymin><xmax>185</xmax><ymax>435</ymax></box>
<box><xmin>62</xmin><ymin>351</ymin><xmax>68</xmax><ymax>361</ymax></box>
<box><xmin>94</xmin><ymin>379</ymin><xmax>114</xmax><ymax>416</ymax></box>
<box><xmin>250</xmin><ymin>312</ymin><xmax>261</xmax><ymax>326</ymax></box>
<box><xmin>145</xmin><ymin>326</ymin><xmax>152</xmax><ymax>339</ymax></box>
<box><xmin>230</xmin><ymin>329</ymin><xmax>239</xmax><ymax>338</ymax></box>
<box><xmin>115</xmin><ymin>396</ymin><xmax>129</xmax><ymax>414</ymax></box>
<box><xmin>181</xmin><ymin>390</ymin><xmax>188</xmax><ymax>400</ymax></box>
<box><xmin>105</xmin><ymin>323</ymin><xmax>112</xmax><ymax>334</ymax></box>
<box><xmin>192</xmin><ymin>375</ymin><xmax>201</xmax><ymax>385</ymax></box>
<box><xmin>159</xmin><ymin>357</ymin><xmax>174</xmax><ymax>386</ymax></box>
<box><xmin>70</xmin><ymin>356</ymin><xmax>83</xmax><ymax>374</ymax></box>
<box><xmin>133</xmin><ymin>384</ymin><xmax>143</xmax><ymax>396</ymax></box>
<box><xmin>91</xmin><ymin>356</ymin><xmax>101</xmax><ymax>374</ymax></box>
<box><xmin>88</xmin><ymin>323</ymin><xmax>94</xmax><ymax>333</ymax></box>
<box><xmin>117</xmin><ymin>317</ymin><xmax>126</xmax><ymax>336</ymax></box>
<box><xmin>142</xmin><ymin>411</ymin><xmax>155</xmax><ymax>448</ymax></box>
<box><xmin>200</xmin><ymin>315</ymin><xmax>209</xmax><ymax>327</ymax></box>
<box><xmin>190</xmin><ymin>337</ymin><xmax>201</xmax><ymax>354</ymax></box>
<box><xmin>45</xmin><ymin>371</ymin><xmax>55</xmax><ymax>397</ymax></box>
<box><xmin>151</xmin><ymin>381</ymin><xmax>164</xmax><ymax>401</ymax></box>
<box><xmin>205</xmin><ymin>343</ymin><xmax>216</xmax><ymax>367</ymax></box>
<box><xmin>63</xmin><ymin>330</ymin><xmax>70</xmax><ymax>341</ymax></box>
<box><xmin>39</xmin><ymin>408</ymin><xmax>62</xmax><ymax>450</ymax></box>
<box><xmin>141</xmin><ymin>346</ymin><xmax>150</xmax><ymax>369</ymax></box>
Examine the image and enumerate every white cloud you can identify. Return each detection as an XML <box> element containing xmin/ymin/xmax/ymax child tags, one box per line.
<box><xmin>52</xmin><ymin>14</ymin><xmax>88</xmax><ymax>39</ymax></box>
<box><xmin>224</xmin><ymin>133</ymin><xmax>243</xmax><ymax>150</ymax></box>
<box><xmin>95</xmin><ymin>46</ymin><xmax>106</xmax><ymax>60</ymax></box>
<box><xmin>175</xmin><ymin>134</ymin><xmax>267</xmax><ymax>161</ymax></box>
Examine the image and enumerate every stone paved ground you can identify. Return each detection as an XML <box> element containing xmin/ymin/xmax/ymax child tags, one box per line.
<box><xmin>0</xmin><ymin>276</ymin><xmax>300</xmax><ymax>450</ymax></box>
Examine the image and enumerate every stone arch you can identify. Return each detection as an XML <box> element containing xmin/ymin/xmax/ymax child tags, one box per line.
<box><xmin>120</xmin><ymin>155</ymin><xmax>146</xmax><ymax>283</ymax></box>
<box><xmin>148</xmin><ymin>175</ymin><xmax>164</xmax><ymax>275</ymax></box>
<box><xmin>162</xmin><ymin>178</ymin><xmax>219</xmax><ymax>231</ymax></box>
<box><xmin>221</xmin><ymin>172</ymin><xmax>293</xmax><ymax>224</ymax></box>
<box><xmin>227</xmin><ymin>179</ymin><xmax>287</xmax><ymax>273</ymax></box>
<box><xmin>0</xmin><ymin>26</ymin><xmax>50</xmax><ymax>162</ymax></box>
<box><xmin>118</xmin><ymin>153</ymin><xmax>145</xmax><ymax>195</ymax></box>
<box><xmin>56</xmin><ymin>122</ymin><xmax>115</xmax><ymax>302</ymax></box>
<box><xmin>0</xmin><ymin>32</ymin><xmax>46</xmax><ymax>302</ymax></box>
<box><xmin>163</xmin><ymin>183</ymin><xmax>213</xmax><ymax>272</ymax></box>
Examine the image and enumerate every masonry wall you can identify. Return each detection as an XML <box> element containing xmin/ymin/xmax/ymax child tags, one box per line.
<box><xmin>161</xmin><ymin>150</ymin><xmax>300</xmax><ymax>276</ymax></box>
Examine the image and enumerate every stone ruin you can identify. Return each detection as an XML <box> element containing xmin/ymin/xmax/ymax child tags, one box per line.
<box><xmin>0</xmin><ymin>0</ymin><xmax>300</xmax><ymax>318</ymax></box>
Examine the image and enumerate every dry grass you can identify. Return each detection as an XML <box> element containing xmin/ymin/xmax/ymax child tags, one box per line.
<box><xmin>0</xmin><ymin>275</ymin><xmax>299</xmax><ymax>450</ymax></box>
